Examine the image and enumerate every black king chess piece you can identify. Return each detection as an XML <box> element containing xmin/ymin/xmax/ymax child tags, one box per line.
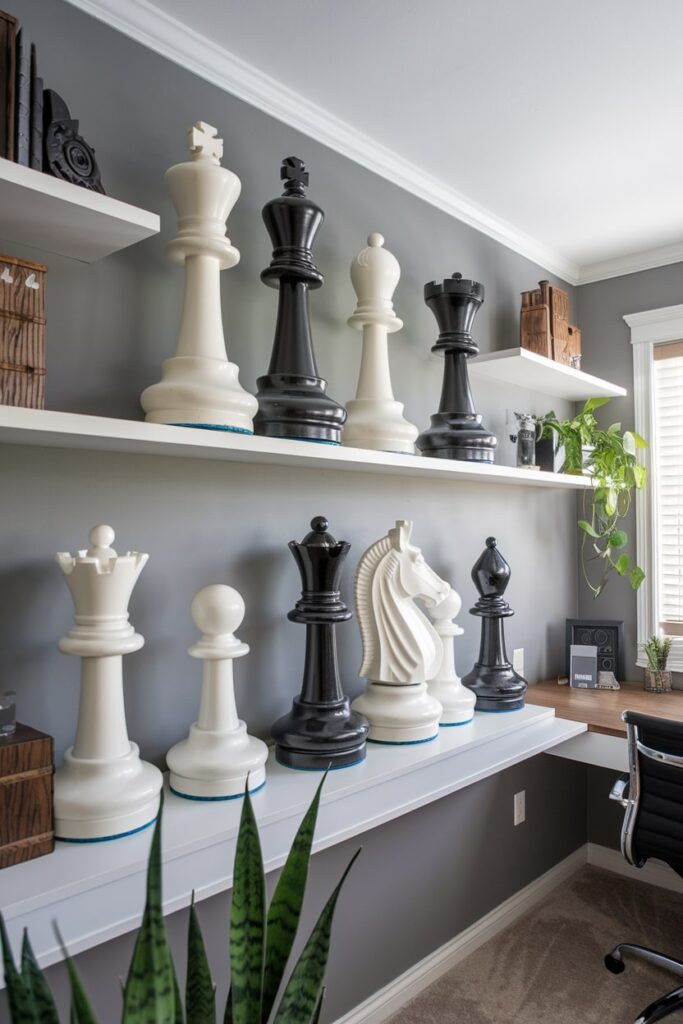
<box><xmin>272</xmin><ymin>516</ymin><xmax>369</xmax><ymax>770</ymax></box>
<box><xmin>416</xmin><ymin>273</ymin><xmax>496</xmax><ymax>461</ymax></box>
<box><xmin>462</xmin><ymin>537</ymin><xmax>528</xmax><ymax>711</ymax></box>
<box><xmin>254</xmin><ymin>158</ymin><xmax>346</xmax><ymax>444</ymax></box>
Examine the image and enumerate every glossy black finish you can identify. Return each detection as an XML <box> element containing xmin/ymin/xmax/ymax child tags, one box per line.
<box><xmin>254</xmin><ymin>158</ymin><xmax>346</xmax><ymax>444</ymax></box>
<box><xmin>42</xmin><ymin>90</ymin><xmax>104</xmax><ymax>193</ymax></box>
<box><xmin>272</xmin><ymin>516</ymin><xmax>369</xmax><ymax>770</ymax></box>
<box><xmin>462</xmin><ymin>537</ymin><xmax>527</xmax><ymax>711</ymax></box>
<box><xmin>416</xmin><ymin>273</ymin><xmax>497</xmax><ymax>462</ymax></box>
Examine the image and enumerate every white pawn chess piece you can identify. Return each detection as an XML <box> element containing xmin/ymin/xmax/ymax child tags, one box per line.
<box><xmin>343</xmin><ymin>233</ymin><xmax>418</xmax><ymax>454</ymax></box>
<box><xmin>167</xmin><ymin>585</ymin><xmax>267</xmax><ymax>799</ymax></box>
<box><xmin>54</xmin><ymin>525</ymin><xmax>162</xmax><ymax>841</ymax></box>
<box><xmin>427</xmin><ymin>587</ymin><xmax>475</xmax><ymax>726</ymax></box>
<box><xmin>141</xmin><ymin>121</ymin><xmax>258</xmax><ymax>433</ymax></box>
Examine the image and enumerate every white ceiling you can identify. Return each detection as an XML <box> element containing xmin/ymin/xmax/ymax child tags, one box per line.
<box><xmin>70</xmin><ymin>0</ymin><xmax>683</xmax><ymax>284</ymax></box>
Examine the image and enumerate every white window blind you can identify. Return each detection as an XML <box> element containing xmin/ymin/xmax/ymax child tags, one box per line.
<box><xmin>653</xmin><ymin>341</ymin><xmax>683</xmax><ymax>637</ymax></box>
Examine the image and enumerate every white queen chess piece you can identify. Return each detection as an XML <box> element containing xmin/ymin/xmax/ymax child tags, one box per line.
<box><xmin>54</xmin><ymin>525</ymin><xmax>162</xmax><ymax>841</ymax></box>
<box><xmin>166</xmin><ymin>585</ymin><xmax>268</xmax><ymax>799</ymax></box>
<box><xmin>343</xmin><ymin>233</ymin><xmax>418</xmax><ymax>454</ymax></box>
<box><xmin>351</xmin><ymin>520</ymin><xmax>451</xmax><ymax>743</ymax></box>
<box><xmin>427</xmin><ymin>587</ymin><xmax>475</xmax><ymax>725</ymax></box>
<box><xmin>141</xmin><ymin>121</ymin><xmax>258</xmax><ymax>433</ymax></box>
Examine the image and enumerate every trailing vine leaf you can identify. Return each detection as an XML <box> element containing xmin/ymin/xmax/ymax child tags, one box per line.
<box><xmin>630</xmin><ymin>567</ymin><xmax>646</xmax><ymax>589</ymax></box>
<box><xmin>578</xmin><ymin>520</ymin><xmax>599</xmax><ymax>538</ymax></box>
<box><xmin>21</xmin><ymin>931</ymin><xmax>59</xmax><ymax>1023</ymax></box>
<box><xmin>614</xmin><ymin>554</ymin><xmax>630</xmax><ymax>576</ymax></box>
<box><xmin>0</xmin><ymin>914</ymin><xmax>38</xmax><ymax>1024</ymax></box>
<box><xmin>230</xmin><ymin>787</ymin><xmax>265</xmax><ymax>1024</ymax></box>
<box><xmin>609</xmin><ymin>530</ymin><xmax>627</xmax><ymax>549</ymax></box>
<box><xmin>632</xmin><ymin>432</ymin><xmax>648</xmax><ymax>448</ymax></box>
<box><xmin>186</xmin><ymin>896</ymin><xmax>215</xmax><ymax>1024</ymax></box>
<box><xmin>54</xmin><ymin>925</ymin><xmax>98</xmax><ymax>1024</ymax></box>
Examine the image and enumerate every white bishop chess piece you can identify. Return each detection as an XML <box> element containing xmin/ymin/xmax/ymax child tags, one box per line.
<box><xmin>343</xmin><ymin>233</ymin><xmax>418</xmax><ymax>454</ymax></box>
<box><xmin>166</xmin><ymin>585</ymin><xmax>268</xmax><ymax>799</ymax></box>
<box><xmin>427</xmin><ymin>587</ymin><xmax>475</xmax><ymax>726</ymax></box>
<box><xmin>141</xmin><ymin>121</ymin><xmax>257</xmax><ymax>433</ymax></box>
<box><xmin>54</xmin><ymin>526</ymin><xmax>162</xmax><ymax>841</ymax></box>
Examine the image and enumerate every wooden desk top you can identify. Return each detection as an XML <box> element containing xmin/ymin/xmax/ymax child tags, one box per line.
<box><xmin>529</xmin><ymin>679</ymin><xmax>683</xmax><ymax>738</ymax></box>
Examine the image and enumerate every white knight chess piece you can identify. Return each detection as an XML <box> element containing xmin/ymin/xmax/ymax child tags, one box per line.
<box><xmin>427</xmin><ymin>588</ymin><xmax>475</xmax><ymax>725</ymax></box>
<box><xmin>141</xmin><ymin>121</ymin><xmax>258</xmax><ymax>433</ymax></box>
<box><xmin>166</xmin><ymin>584</ymin><xmax>268</xmax><ymax>799</ymax></box>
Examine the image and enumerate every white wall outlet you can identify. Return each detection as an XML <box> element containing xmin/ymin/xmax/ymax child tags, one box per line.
<box><xmin>514</xmin><ymin>790</ymin><xmax>526</xmax><ymax>826</ymax></box>
<box><xmin>513</xmin><ymin>647</ymin><xmax>524</xmax><ymax>676</ymax></box>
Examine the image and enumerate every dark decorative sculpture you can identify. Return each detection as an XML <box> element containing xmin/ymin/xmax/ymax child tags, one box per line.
<box><xmin>462</xmin><ymin>537</ymin><xmax>527</xmax><ymax>711</ymax></box>
<box><xmin>254</xmin><ymin>157</ymin><xmax>346</xmax><ymax>443</ymax></box>
<box><xmin>416</xmin><ymin>272</ymin><xmax>496</xmax><ymax>462</ymax></box>
<box><xmin>272</xmin><ymin>516</ymin><xmax>369</xmax><ymax>770</ymax></box>
<box><xmin>43</xmin><ymin>89</ymin><xmax>104</xmax><ymax>193</ymax></box>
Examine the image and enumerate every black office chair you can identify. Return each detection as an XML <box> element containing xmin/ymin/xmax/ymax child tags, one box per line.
<box><xmin>605</xmin><ymin>710</ymin><xmax>683</xmax><ymax>1024</ymax></box>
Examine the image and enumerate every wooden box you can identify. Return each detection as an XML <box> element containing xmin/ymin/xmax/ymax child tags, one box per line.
<box><xmin>0</xmin><ymin>253</ymin><xmax>47</xmax><ymax>409</ymax></box>
<box><xmin>520</xmin><ymin>279</ymin><xmax>581</xmax><ymax>367</ymax></box>
<box><xmin>0</xmin><ymin>723</ymin><xmax>54</xmax><ymax>869</ymax></box>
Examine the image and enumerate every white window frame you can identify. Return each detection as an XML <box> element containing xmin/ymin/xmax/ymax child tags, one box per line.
<box><xmin>625</xmin><ymin>303</ymin><xmax>683</xmax><ymax>671</ymax></box>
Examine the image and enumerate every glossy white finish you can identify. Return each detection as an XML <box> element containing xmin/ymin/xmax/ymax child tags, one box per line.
<box><xmin>140</xmin><ymin>122</ymin><xmax>257</xmax><ymax>432</ymax></box>
<box><xmin>469</xmin><ymin>348</ymin><xmax>626</xmax><ymax>401</ymax></box>
<box><xmin>344</xmin><ymin>234</ymin><xmax>418</xmax><ymax>454</ymax></box>
<box><xmin>427</xmin><ymin>588</ymin><xmax>475</xmax><ymax>726</ymax></box>
<box><xmin>54</xmin><ymin>526</ymin><xmax>163</xmax><ymax>840</ymax></box>
<box><xmin>0</xmin><ymin>157</ymin><xmax>159</xmax><ymax>262</ymax></box>
<box><xmin>166</xmin><ymin>585</ymin><xmax>267</xmax><ymax>798</ymax></box>
<box><xmin>0</xmin><ymin>705</ymin><xmax>586</xmax><ymax>982</ymax></box>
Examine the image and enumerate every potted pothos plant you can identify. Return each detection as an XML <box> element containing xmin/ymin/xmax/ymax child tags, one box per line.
<box><xmin>539</xmin><ymin>398</ymin><xmax>648</xmax><ymax>599</ymax></box>
<box><xmin>1</xmin><ymin>777</ymin><xmax>355</xmax><ymax>1023</ymax></box>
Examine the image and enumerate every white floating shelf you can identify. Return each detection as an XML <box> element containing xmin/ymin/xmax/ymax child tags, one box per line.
<box><xmin>0</xmin><ymin>158</ymin><xmax>160</xmax><ymax>262</ymax></box>
<box><xmin>470</xmin><ymin>347</ymin><xmax>627</xmax><ymax>401</ymax></box>
<box><xmin>0</xmin><ymin>407</ymin><xmax>593</xmax><ymax>489</ymax></box>
<box><xmin>0</xmin><ymin>706</ymin><xmax>585</xmax><ymax>982</ymax></box>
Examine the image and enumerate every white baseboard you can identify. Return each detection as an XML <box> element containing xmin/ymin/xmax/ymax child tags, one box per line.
<box><xmin>333</xmin><ymin>845</ymin><xmax>587</xmax><ymax>1024</ymax></box>
<box><xmin>587</xmin><ymin>842</ymin><xmax>683</xmax><ymax>894</ymax></box>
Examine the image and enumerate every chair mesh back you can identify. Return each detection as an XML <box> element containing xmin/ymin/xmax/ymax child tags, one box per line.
<box><xmin>624</xmin><ymin>711</ymin><xmax>683</xmax><ymax>877</ymax></box>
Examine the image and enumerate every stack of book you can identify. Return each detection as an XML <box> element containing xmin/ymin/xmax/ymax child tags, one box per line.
<box><xmin>1</xmin><ymin>8</ymin><xmax>42</xmax><ymax>171</ymax></box>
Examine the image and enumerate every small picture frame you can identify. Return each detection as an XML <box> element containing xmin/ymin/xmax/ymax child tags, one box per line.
<box><xmin>565</xmin><ymin>619</ymin><xmax>624</xmax><ymax>682</ymax></box>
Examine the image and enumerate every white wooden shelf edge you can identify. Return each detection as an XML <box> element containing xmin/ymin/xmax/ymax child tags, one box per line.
<box><xmin>0</xmin><ymin>406</ymin><xmax>593</xmax><ymax>489</ymax></box>
<box><xmin>0</xmin><ymin>706</ymin><xmax>585</xmax><ymax>983</ymax></box>
<box><xmin>470</xmin><ymin>347</ymin><xmax>627</xmax><ymax>401</ymax></box>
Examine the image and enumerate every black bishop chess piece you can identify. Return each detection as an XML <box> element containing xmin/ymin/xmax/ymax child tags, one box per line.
<box><xmin>462</xmin><ymin>537</ymin><xmax>527</xmax><ymax>711</ymax></box>
<box><xmin>272</xmin><ymin>516</ymin><xmax>369</xmax><ymax>770</ymax></box>
<box><xmin>254</xmin><ymin>158</ymin><xmax>346</xmax><ymax>444</ymax></box>
<box><xmin>416</xmin><ymin>273</ymin><xmax>497</xmax><ymax>462</ymax></box>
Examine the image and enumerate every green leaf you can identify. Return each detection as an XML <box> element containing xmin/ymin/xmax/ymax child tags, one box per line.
<box><xmin>230</xmin><ymin>786</ymin><xmax>265</xmax><ymax>1024</ymax></box>
<box><xmin>608</xmin><ymin>530</ymin><xmax>627</xmax><ymax>550</ymax></box>
<box><xmin>261</xmin><ymin>775</ymin><xmax>326</xmax><ymax>1023</ymax></box>
<box><xmin>630</xmin><ymin>566</ymin><xmax>646</xmax><ymax>589</ymax></box>
<box><xmin>631</xmin><ymin>432</ymin><xmax>648</xmax><ymax>448</ymax></box>
<box><xmin>633</xmin><ymin>464</ymin><xmax>647</xmax><ymax>489</ymax></box>
<box><xmin>122</xmin><ymin>796</ymin><xmax>177</xmax><ymax>1024</ymax></box>
<box><xmin>614</xmin><ymin>553</ymin><xmax>630</xmax><ymax>576</ymax></box>
<box><xmin>21</xmin><ymin>931</ymin><xmax>59</xmax><ymax>1023</ymax></box>
<box><xmin>607</xmin><ymin>422</ymin><xmax>622</xmax><ymax>434</ymax></box>
<box><xmin>311</xmin><ymin>988</ymin><xmax>325</xmax><ymax>1024</ymax></box>
<box><xmin>186</xmin><ymin>897</ymin><xmax>215</xmax><ymax>1024</ymax></box>
<box><xmin>0</xmin><ymin>914</ymin><xmax>38</xmax><ymax>1024</ymax></box>
<box><xmin>578</xmin><ymin>519</ymin><xmax>600</xmax><ymax>539</ymax></box>
<box><xmin>54</xmin><ymin>926</ymin><xmax>98</xmax><ymax>1024</ymax></box>
<box><xmin>272</xmin><ymin>851</ymin><xmax>360</xmax><ymax>1024</ymax></box>
<box><xmin>172</xmin><ymin>961</ymin><xmax>184</xmax><ymax>1024</ymax></box>
<box><xmin>604</xmin><ymin>488</ymin><xmax>617</xmax><ymax>516</ymax></box>
<box><xmin>623</xmin><ymin>431</ymin><xmax>636</xmax><ymax>456</ymax></box>
<box><xmin>583</xmin><ymin>397</ymin><xmax>610</xmax><ymax>414</ymax></box>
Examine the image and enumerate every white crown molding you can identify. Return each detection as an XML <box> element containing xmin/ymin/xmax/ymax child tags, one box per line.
<box><xmin>624</xmin><ymin>303</ymin><xmax>683</xmax><ymax>344</ymax></box>
<box><xmin>578</xmin><ymin>241</ymin><xmax>683</xmax><ymax>285</ymax></box>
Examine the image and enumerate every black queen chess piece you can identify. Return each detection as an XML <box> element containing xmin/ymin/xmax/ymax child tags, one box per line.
<box><xmin>416</xmin><ymin>273</ymin><xmax>497</xmax><ymax>461</ymax></box>
<box><xmin>254</xmin><ymin>158</ymin><xmax>346</xmax><ymax>444</ymax></box>
<box><xmin>462</xmin><ymin>537</ymin><xmax>527</xmax><ymax>711</ymax></box>
<box><xmin>272</xmin><ymin>516</ymin><xmax>369</xmax><ymax>770</ymax></box>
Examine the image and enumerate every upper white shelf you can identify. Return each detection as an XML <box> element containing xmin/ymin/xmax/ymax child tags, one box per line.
<box><xmin>470</xmin><ymin>347</ymin><xmax>627</xmax><ymax>401</ymax></box>
<box><xmin>0</xmin><ymin>158</ymin><xmax>160</xmax><ymax>262</ymax></box>
<box><xmin>0</xmin><ymin>406</ymin><xmax>593</xmax><ymax>489</ymax></box>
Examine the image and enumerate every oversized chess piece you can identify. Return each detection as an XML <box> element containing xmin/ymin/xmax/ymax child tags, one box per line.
<box><xmin>462</xmin><ymin>537</ymin><xmax>527</xmax><ymax>711</ymax></box>
<box><xmin>141</xmin><ymin>121</ymin><xmax>257</xmax><ymax>433</ymax></box>
<box><xmin>54</xmin><ymin>526</ymin><xmax>162</xmax><ymax>841</ymax></box>
<box><xmin>272</xmin><ymin>517</ymin><xmax>368</xmax><ymax>770</ymax></box>
<box><xmin>416</xmin><ymin>273</ymin><xmax>497</xmax><ymax>462</ymax></box>
<box><xmin>343</xmin><ymin>233</ymin><xmax>418</xmax><ymax>453</ymax></box>
<box><xmin>167</xmin><ymin>585</ymin><xmax>268</xmax><ymax>799</ymax></box>
<box><xmin>351</xmin><ymin>520</ymin><xmax>451</xmax><ymax>743</ymax></box>
<box><xmin>254</xmin><ymin>158</ymin><xmax>346</xmax><ymax>444</ymax></box>
<box><xmin>427</xmin><ymin>587</ymin><xmax>476</xmax><ymax>726</ymax></box>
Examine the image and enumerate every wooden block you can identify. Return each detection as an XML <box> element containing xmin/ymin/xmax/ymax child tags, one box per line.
<box><xmin>0</xmin><ymin>11</ymin><xmax>17</xmax><ymax>161</ymax></box>
<box><xmin>520</xmin><ymin>303</ymin><xmax>552</xmax><ymax>358</ymax></box>
<box><xmin>0</xmin><ymin>254</ymin><xmax>46</xmax><ymax>320</ymax></box>
<box><xmin>0</xmin><ymin>254</ymin><xmax>47</xmax><ymax>409</ymax></box>
<box><xmin>0</xmin><ymin>722</ymin><xmax>54</xmax><ymax>869</ymax></box>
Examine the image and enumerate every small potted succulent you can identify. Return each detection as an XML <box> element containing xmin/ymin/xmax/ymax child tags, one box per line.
<box><xmin>642</xmin><ymin>635</ymin><xmax>673</xmax><ymax>693</ymax></box>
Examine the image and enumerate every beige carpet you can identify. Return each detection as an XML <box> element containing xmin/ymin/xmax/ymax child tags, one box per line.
<box><xmin>389</xmin><ymin>867</ymin><xmax>683</xmax><ymax>1024</ymax></box>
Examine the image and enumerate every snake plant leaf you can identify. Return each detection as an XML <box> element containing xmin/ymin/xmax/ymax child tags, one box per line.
<box><xmin>0</xmin><ymin>914</ymin><xmax>38</xmax><ymax>1023</ymax></box>
<box><xmin>53</xmin><ymin>925</ymin><xmax>97</xmax><ymax>1024</ymax></box>
<box><xmin>310</xmin><ymin>987</ymin><xmax>325</xmax><ymax>1024</ymax></box>
<box><xmin>20</xmin><ymin>931</ymin><xmax>59</xmax><ymax>1023</ymax></box>
<box><xmin>122</xmin><ymin>796</ymin><xmax>177</xmax><ymax>1024</ymax></box>
<box><xmin>186</xmin><ymin>896</ymin><xmax>215</xmax><ymax>1024</ymax></box>
<box><xmin>261</xmin><ymin>774</ymin><xmax>326</xmax><ymax>1023</ymax></box>
<box><xmin>230</xmin><ymin>786</ymin><xmax>265</xmax><ymax>1024</ymax></box>
<box><xmin>222</xmin><ymin>987</ymin><xmax>232</xmax><ymax>1024</ymax></box>
<box><xmin>172</xmin><ymin>960</ymin><xmax>184</xmax><ymax>1024</ymax></box>
<box><xmin>273</xmin><ymin>849</ymin><xmax>360</xmax><ymax>1024</ymax></box>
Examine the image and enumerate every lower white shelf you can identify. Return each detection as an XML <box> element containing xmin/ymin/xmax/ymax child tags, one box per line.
<box><xmin>0</xmin><ymin>704</ymin><xmax>585</xmax><ymax>984</ymax></box>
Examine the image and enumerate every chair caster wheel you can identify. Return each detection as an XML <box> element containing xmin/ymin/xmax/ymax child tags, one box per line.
<box><xmin>605</xmin><ymin>954</ymin><xmax>625</xmax><ymax>974</ymax></box>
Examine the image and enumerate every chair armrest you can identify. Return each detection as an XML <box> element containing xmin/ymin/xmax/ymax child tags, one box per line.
<box><xmin>609</xmin><ymin>774</ymin><xmax>630</xmax><ymax>808</ymax></box>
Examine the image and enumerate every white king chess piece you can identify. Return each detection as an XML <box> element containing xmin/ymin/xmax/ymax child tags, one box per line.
<box><xmin>141</xmin><ymin>121</ymin><xmax>258</xmax><ymax>433</ymax></box>
<box><xmin>427</xmin><ymin>587</ymin><xmax>475</xmax><ymax>726</ymax></box>
<box><xmin>351</xmin><ymin>520</ymin><xmax>451</xmax><ymax>743</ymax></box>
<box><xmin>54</xmin><ymin>526</ymin><xmax>162</xmax><ymax>841</ymax></box>
<box><xmin>343</xmin><ymin>234</ymin><xmax>418</xmax><ymax>454</ymax></box>
<box><xmin>166</xmin><ymin>585</ymin><xmax>268</xmax><ymax>799</ymax></box>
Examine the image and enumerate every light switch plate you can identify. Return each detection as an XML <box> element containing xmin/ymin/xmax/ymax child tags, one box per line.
<box><xmin>514</xmin><ymin>790</ymin><xmax>526</xmax><ymax>826</ymax></box>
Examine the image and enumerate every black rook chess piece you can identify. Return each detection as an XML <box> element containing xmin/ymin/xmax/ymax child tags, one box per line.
<box><xmin>254</xmin><ymin>158</ymin><xmax>346</xmax><ymax>444</ymax></box>
<box><xmin>416</xmin><ymin>273</ymin><xmax>496</xmax><ymax>461</ymax></box>
<box><xmin>462</xmin><ymin>537</ymin><xmax>527</xmax><ymax>711</ymax></box>
<box><xmin>272</xmin><ymin>516</ymin><xmax>369</xmax><ymax>770</ymax></box>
